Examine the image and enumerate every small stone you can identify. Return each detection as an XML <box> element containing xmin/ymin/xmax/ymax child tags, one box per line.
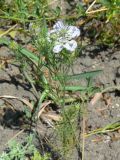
<box><xmin>111</xmin><ymin>106</ymin><xmax>115</xmax><ymax>109</ymax></box>
<box><xmin>116</xmin><ymin>103</ymin><xmax>120</xmax><ymax>107</ymax></box>
<box><xmin>92</xmin><ymin>65</ymin><xmax>96</xmax><ymax>68</ymax></box>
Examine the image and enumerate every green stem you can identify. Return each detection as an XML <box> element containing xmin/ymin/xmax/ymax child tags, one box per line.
<box><xmin>23</xmin><ymin>70</ymin><xmax>39</xmax><ymax>98</ymax></box>
<box><xmin>34</xmin><ymin>89</ymin><xmax>49</xmax><ymax>118</ymax></box>
<box><xmin>85</xmin><ymin>126</ymin><xmax>120</xmax><ymax>137</ymax></box>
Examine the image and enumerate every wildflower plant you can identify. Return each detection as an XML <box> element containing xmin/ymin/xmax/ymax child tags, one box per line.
<box><xmin>0</xmin><ymin>18</ymin><xmax>101</xmax><ymax>119</ymax></box>
<box><xmin>30</xmin><ymin>20</ymin><xmax>82</xmax><ymax>112</ymax></box>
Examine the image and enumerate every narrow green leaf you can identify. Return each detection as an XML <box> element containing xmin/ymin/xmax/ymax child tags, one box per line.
<box><xmin>65</xmin><ymin>70</ymin><xmax>102</xmax><ymax>81</ymax></box>
<box><xmin>64</xmin><ymin>86</ymin><xmax>88</xmax><ymax>91</ymax></box>
<box><xmin>19</xmin><ymin>47</ymin><xmax>39</xmax><ymax>62</ymax></box>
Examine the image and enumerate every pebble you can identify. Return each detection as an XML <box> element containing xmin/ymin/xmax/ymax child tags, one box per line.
<box><xmin>111</xmin><ymin>106</ymin><xmax>115</xmax><ymax>109</ymax></box>
<box><xmin>116</xmin><ymin>103</ymin><xmax>120</xmax><ymax>107</ymax></box>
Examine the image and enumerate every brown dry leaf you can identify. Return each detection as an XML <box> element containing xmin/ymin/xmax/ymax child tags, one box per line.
<box><xmin>0</xmin><ymin>95</ymin><xmax>33</xmax><ymax>110</ymax></box>
<box><xmin>43</xmin><ymin>112</ymin><xmax>62</xmax><ymax>121</ymax></box>
<box><xmin>37</xmin><ymin>101</ymin><xmax>52</xmax><ymax>118</ymax></box>
<box><xmin>90</xmin><ymin>92</ymin><xmax>103</xmax><ymax>106</ymax></box>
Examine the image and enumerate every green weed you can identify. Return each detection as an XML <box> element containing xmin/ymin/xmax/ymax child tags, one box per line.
<box><xmin>56</xmin><ymin>103</ymin><xmax>81</xmax><ymax>158</ymax></box>
<box><xmin>0</xmin><ymin>135</ymin><xmax>49</xmax><ymax>160</ymax></box>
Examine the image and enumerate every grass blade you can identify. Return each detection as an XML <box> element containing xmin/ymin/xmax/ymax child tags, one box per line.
<box><xmin>19</xmin><ymin>47</ymin><xmax>39</xmax><ymax>62</ymax></box>
<box><xmin>65</xmin><ymin>70</ymin><xmax>102</xmax><ymax>81</ymax></box>
<box><xmin>64</xmin><ymin>86</ymin><xmax>88</xmax><ymax>91</ymax></box>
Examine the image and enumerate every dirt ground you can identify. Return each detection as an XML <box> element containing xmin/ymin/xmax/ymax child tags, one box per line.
<box><xmin>0</xmin><ymin>42</ymin><xmax>120</xmax><ymax>159</ymax></box>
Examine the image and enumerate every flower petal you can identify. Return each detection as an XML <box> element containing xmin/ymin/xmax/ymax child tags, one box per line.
<box><xmin>48</xmin><ymin>29</ymin><xmax>57</xmax><ymax>35</ymax></box>
<box><xmin>53</xmin><ymin>44</ymin><xmax>63</xmax><ymax>53</ymax></box>
<box><xmin>53</xmin><ymin>20</ymin><xmax>65</xmax><ymax>30</ymax></box>
<box><xmin>67</xmin><ymin>26</ymin><xmax>80</xmax><ymax>39</ymax></box>
<box><xmin>63</xmin><ymin>40</ymin><xmax>77</xmax><ymax>52</ymax></box>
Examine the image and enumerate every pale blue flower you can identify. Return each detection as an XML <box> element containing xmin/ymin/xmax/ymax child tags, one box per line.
<box><xmin>63</xmin><ymin>40</ymin><xmax>77</xmax><ymax>52</ymax></box>
<box><xmin>53</xmin><ymin>20</ymin><xmax>65</xmax><ymax>31</ymax></box>
<box><xmin>48</xmin><ymin>20</ymin><xmax>80</xmax><ymax>53</ymax></box>
<box><xmin>53</xmin><ymin>44</ymin><xmax>63</xmax><ymax>53</ymax></box>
